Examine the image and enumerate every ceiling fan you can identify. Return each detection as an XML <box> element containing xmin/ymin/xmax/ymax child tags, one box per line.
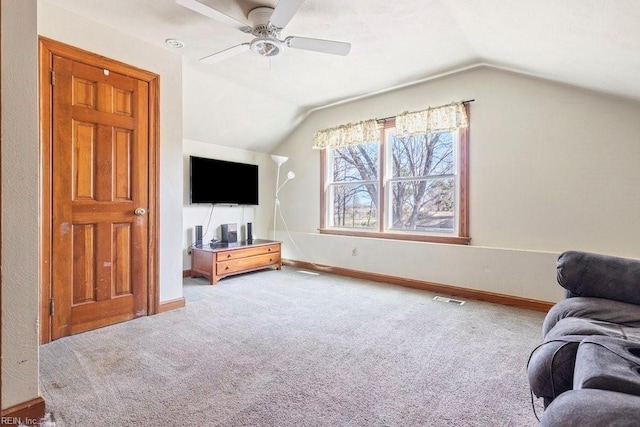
<box><xmin>176</xmin><ymin>0</ymin><xmax>351</xmax><ymax>63</ymax></box>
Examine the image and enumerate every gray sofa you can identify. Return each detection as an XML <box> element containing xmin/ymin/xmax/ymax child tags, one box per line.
<box><xmin>527</xmin><ymin>251</ymin><xmax>640</xmax><ymax>426</ymax></box>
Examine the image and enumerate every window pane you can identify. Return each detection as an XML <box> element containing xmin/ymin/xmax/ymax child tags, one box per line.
<box><xmin>389</xmin><ymin>178</ymin><xmax>454</xmax><ymax>232</ymax></box>
<box><xmin>330</xmin><ymin>183</ymin><xmax>378</xmax><ymax>229</ymax></box>
<box><xmin>332</xmin><ymin>143</ymin><xmax>379</xmax><ymax>182</ymax></box>
<box><xmin>390</xmin><ymin>131</ymin><xmax>454</xmax><ymax>178</ymax></box>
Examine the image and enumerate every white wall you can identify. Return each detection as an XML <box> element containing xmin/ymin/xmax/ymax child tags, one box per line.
<box><xmin>38</xmin><ymin>0</ymin><xmax>184</xmax><ymax>302</ymax></box>
<box><xmin>274</xmin><ymin>66</ymin><xmax>640</xmax><ymax>303</ymax></box>
<box><xmin>182</xmin><ymin>139</ymin><xmax>274</xmax><ymax>270</ymax></box>
<box><xmin>1</xmin><ymin>0</ymin><xmax>40</xmax><ymax>410</ymax></box>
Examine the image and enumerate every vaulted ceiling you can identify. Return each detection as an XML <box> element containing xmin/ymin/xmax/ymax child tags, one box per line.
<box><xmin>43</xmin><ymin>0</ymin><xmax>640</xmax><ymax>151</ymax></box>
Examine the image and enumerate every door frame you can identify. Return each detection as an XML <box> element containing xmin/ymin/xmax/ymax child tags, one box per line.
<box><xmin>39</xmin><ymin>37</ymin><xmax>160</xmax><ymax>344</ymax></box>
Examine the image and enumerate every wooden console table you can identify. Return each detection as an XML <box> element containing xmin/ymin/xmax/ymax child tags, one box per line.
<box><xmin>191</xmin><ymin>239</ymin><xmax>281</xmax><ymax>284</ymax></box>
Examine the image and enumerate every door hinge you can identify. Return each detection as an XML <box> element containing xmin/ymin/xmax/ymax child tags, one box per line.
<box><xmin>50</xmin><ymin>298</ymin><xmax>55</xmax><ymax>315</ymax></box>
<box><xmin>51</xmin><ymin>70</ymin><xmax>56</xmax><ymax>86</ymax></box>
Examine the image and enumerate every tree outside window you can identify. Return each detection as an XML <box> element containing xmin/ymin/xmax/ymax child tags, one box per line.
<box><xmin>388</xmin><ymin>128</ymin><xmax>455</xmax><ymax>232</ymax></box>
<box><xmin>329</xmin><ymin>143</ymin><xmax>378</xmax><ymax>229</ymax></box>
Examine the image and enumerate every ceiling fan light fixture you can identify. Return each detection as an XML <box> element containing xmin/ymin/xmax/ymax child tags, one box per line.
<box><xmin>250</xmin><ymin>37</ymin><xmax>283</xmax><ymax>57</ymax></box>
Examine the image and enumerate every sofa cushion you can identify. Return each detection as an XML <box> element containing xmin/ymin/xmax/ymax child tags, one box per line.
<box><xmin>545</xmin><ymin>317</ymin><xmax>638</xmax><ymax>341</ymax></box>
<box><xmin>541</xmin><ymin>389</ymin><xmax>640</xmax><ymax>427</ymax></box>
<box><xmin>573</xmin><ymin>336</ymin><xmax>640</xmax><ymax>397</ymax></box>
<box><xmin>543</xmin><ymin>297</ymin><xmax>640</xmax><ymax>336</ymax></box>
<box><xmin>557</xmin><ymin>251</ymin><xmax>640</xmax><ymax>305</ymax></box>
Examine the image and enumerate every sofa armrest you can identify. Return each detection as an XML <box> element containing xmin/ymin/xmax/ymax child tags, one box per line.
<box><xmin>557</xmin><ymin>251</ymin><xmax>640</xmax><ymax>306</ymax></box>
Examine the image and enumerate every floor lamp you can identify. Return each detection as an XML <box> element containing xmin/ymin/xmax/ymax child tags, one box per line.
<box><xmin>271</xmin><ymin>154</ymin><xmax>295</xmax><ymax>240</ymax></box>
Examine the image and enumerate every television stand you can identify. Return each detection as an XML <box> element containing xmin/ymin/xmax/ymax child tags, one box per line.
<box><xmin>190</xmin><ymin>239</ymin><xmax>281</xmax><ymax>284</ymax></box>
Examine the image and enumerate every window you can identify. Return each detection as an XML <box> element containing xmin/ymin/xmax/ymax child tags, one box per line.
<box><xmin>320</xmin><ymin>107</ymin><xmax>469</xmax><ymax>245</ymax></box>
<box><xmin>328</xmin><ymin>142</ymin><xmax>379</xmax><ymax>229</ymax></box>
<box><xmin>387</xmin><ymin>127</ymin><xmax>456</xmax><ymax>233</ymax></box>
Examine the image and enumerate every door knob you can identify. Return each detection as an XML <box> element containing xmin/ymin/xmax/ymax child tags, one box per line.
<box><xmin>134</xmin><ymin>207</ymin><xmax>147</xmax><ymax>216</ymax></box>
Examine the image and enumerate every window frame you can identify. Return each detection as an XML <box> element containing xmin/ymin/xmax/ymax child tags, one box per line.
<box><xmin>319</xmin><ymin>104</ymin><xmax>470</xmax><ymax>245</ymax></box>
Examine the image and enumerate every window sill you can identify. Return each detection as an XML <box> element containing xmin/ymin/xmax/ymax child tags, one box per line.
<box><xmin>318</xmin><ymin>228</ymin><xmax>471</xmax><ymax>245</ymax></box>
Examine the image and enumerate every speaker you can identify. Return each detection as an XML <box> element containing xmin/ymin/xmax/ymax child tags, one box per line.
<box><xmin>195</xmin><ymin>225</ymin><xmax>203</xmax><ymax>246</ymax></box>
<box><xmin>246</xmin><ymin>222</ymin><xmax>253</xmax><ymax>243</ymax></box>
<box><xmin>221</xmin><ymin>223</ymin><xmax>237</xmax><ymax>243</ymax></box>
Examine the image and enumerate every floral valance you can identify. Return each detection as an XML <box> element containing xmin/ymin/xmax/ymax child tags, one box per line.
<box><xmin>395</xmin><ymin>102</ymin><xmax>468</xmax><ymax>137</ymax></box>
<box><xmin>312</xmin><ymin>119</ymin><xmax>380</xmax><ymax>150</ymax></box>
<box><xmin>312</xmin><ymin>101</ymin><xmax>469</xmax><ymax>149</ymax></box>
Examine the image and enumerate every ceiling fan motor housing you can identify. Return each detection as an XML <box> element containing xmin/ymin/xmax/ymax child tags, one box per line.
<box><xmin>248</xmin><ymin>7</ymin><xmax>278</xmax><ymax>34</ymax></box>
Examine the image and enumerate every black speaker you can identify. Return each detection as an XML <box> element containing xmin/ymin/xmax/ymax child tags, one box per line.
<box><xmin>195</xmin><ymin>225</ymin><xmax>203</xmax><ymax>246</ymax></box>
<box><xmin>221</xmin><ymin>223</ymin><xmax>237</xmax><ymax>243</ymax></box>
<box><xmin>246</xmin><ymin>222</ymin><xmax>253</xmax><ymax>243</ymax></box>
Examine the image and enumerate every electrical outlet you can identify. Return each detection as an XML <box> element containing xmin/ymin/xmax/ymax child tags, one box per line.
<box><xmin>351</xmin><ymin>247</ymin><xmax>357</xmax><ymax>256</ymax></box>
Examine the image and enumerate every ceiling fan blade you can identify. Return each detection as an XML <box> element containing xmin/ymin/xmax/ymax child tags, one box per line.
<box><xmin>285</xmin><ymin>36</ymin><xmax>351</xmax><ymax>56</ymax></box>
<box><xmin>269</xmin><ymin>0</ymin><xmax>305</xmax><ymax>29</ymax></box>
<box><xmin>200</xmin><ymin>43</ymin><xmax>250</xmax><ymax>64</ymax></box>
<box><xmin>176</xmin><ymin>0</ymin><xmax>251</xmax><ymax>33</ymax></box>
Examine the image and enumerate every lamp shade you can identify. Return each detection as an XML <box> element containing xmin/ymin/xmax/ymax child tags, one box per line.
<box><xmin>271</xmin><ymin>155</ymin><xmax>289</xmax><ymax>165</ymax></box>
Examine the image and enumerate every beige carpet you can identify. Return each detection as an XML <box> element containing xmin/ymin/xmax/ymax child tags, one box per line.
<box><xmin>40</xmin><ymin>267</ymin><xmax>545</xmax><ymax>426</ymax></box>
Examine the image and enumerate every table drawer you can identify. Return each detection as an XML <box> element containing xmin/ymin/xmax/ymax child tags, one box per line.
<box><xmin>217</xmin><ymin>252</ymin><xmax>281</xmax><ymax>275</ymax></box>
<box><xmin>215</xmin><ymin>244</ymin><xmax>279</xmax><ymax>262</ymax></box>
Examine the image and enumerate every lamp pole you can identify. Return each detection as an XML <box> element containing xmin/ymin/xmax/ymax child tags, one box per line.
<box><xmin>271</xmin><ymin>155</ymin><xmax>289</xmax><ymax>241</ymax></box>
<box><xmin>273</xmin><ymin>162</ymin><xmax>282</xmax><ymax>240</ymax></box>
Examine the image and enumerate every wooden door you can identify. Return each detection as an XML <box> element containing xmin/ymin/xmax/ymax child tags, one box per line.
<box><xmin>50</xmin><ymin>55</ymin><xmax>150</xmax><ymax>339</ymax></box>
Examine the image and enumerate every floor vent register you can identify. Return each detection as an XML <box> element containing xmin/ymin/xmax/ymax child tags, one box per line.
<box><xmin>433</xmin><ymin>295</ymin><xmax>466</xmax><ymax>305</ymax></box>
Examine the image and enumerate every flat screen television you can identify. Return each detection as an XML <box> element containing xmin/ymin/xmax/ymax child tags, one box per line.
<box><xmin>190</xmin><ymin>156</ymin><xmax>259</xmax><ymax>205</ymax></box>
